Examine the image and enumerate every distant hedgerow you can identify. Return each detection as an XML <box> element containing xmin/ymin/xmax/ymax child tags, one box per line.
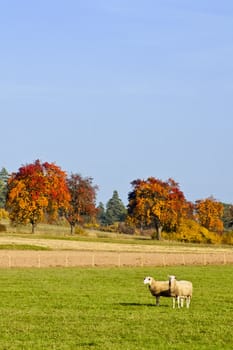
<box><xmin>163</xmin><ymin>219</ymin><xmax>223</xmax><ymax>244</ymax></box>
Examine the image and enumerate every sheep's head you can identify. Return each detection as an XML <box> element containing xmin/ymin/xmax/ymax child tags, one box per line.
<box><xmin>144</xmin><ymin>276</ymin><xmax>153</xmax><ymax>285</ymax></box>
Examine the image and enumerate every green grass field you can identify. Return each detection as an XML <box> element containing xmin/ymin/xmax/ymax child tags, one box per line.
<box><xmin>0</xmin><ymin>265</ymin><xmax>232</xmax><ymax>350</ymax></box>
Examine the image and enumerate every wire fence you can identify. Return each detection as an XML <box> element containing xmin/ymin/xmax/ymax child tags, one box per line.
<box><xmin>0</xmin><ymin>250</ymin><xmax>233</xmax><ymax>268</ymax></box>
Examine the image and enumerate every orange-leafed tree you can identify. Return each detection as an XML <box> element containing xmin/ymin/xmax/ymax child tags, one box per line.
<box><xmin>195</xmin><ymin>197</ymin><xmax>224</xmax><ymax>233</ymax></box>
<box><xmin>42</xmin><ymin>161</ymin><xmax>71</xmax><ymax>222</ymax></box>
<box><xmin>127</xmin><ymin>177</ymin><xmax>191</xmax><ymax>240</ymax></box>
<box><xmin>65</xmin><ymin>174</ymin><xmax>98</xmax><ymax>234</ymax></box>
<box><xmin>6</xmin><ymin>160</ymin><xmax>70</xmax><ymax>233</ymax></box>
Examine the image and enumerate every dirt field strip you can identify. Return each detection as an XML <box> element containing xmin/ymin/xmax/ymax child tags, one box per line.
<box><xmin>0</xmin><ymin>235</ymin><xmax>232</xmax><ymax>252</ymax></box>
<box><xmin>0</xmin><ymin>236</ymin><xmax>233</xmax><ymax>267</ymax></box>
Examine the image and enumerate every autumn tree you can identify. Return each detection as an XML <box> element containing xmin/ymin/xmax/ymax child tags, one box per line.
<box><xmin>65</xmin><ymin>174</ymin><xmax>98</xmax><ymax>234</ymax></box>
<box><xmin>195</xmin><ymin>197</ymin><xmax>224</xmax><ymax>233</ymax></box>
<box><xmin>105</xmin><ymin>190</ymin><xmax>127</xmax><ymax>225</ymax></box>
<box><xmin>6</xmin><ymin>160</ymin><xmax>70</xmax><ymax>233</ymax></box>
<box><xmin>127</xmin><ymin>177</ymin><xmax>190</xmax><ymax>240</ymax></box>
<box><xmin>42</xmin><ymin>162</ymin><xmax>71</xmax><ymax>222</ymax></box>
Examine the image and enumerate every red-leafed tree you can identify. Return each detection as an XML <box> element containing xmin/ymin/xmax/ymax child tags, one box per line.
<box><xmin>127</xmin><ymin>177</ymin><xmax>191</xmax><ymax>240</ymax></box>
<box><xmin>6</xmin><ymin>160</ymin><xmax>70</xmax><ymax>233</ymax></box>
<box><xmin>65</xmin><ymin>174</ymin><xmax>98</xmax><ymax>234</ymax></box>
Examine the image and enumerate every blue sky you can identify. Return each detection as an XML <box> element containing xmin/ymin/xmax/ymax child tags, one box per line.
<box><xmin>1</xmin><ymin>0</ymin><xmax>233</xmax><ymax>206</ymax></box>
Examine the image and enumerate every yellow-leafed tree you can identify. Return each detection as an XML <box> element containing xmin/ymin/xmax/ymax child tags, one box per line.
<box><xmin>127</xmin><ymin>177</ymin><xmax>191</xmax><ymax>240</ymax></box>
<box><xmin>195</xmin><ymin>197</ymin><xmax>223</xmax><ymax>233</ymax></box>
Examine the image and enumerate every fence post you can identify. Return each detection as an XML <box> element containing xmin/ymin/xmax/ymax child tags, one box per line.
<box><xmin>65</xmin><ymin>254</ymin><xmax>69</xmax><ymax>267</ymax></box>
<box><xmin>140</xmin><ymin>254</ymin><xmax>144</xmax><ymax>267</ymax></box>
<box><xmin>182</xmin><ymin>254</ymin><xmax>185</xmax><ymax>265</ymax></box>
<box><xmin>118</xmin><ymin>252</ymin><xmax>121</xmax><ymax>267</ymax></box>
<box><xmin>8</xmin><ymin>254</ymin><xmax>12</xmax><ymax>268</ymax></box>
<box><xmin>38</xmin><ymin>254</ymin><xmax>41</xmax><ymax>268</ymax></box>
<box><xmin>203</xmin><ymin>253</ymin><xmax>206</xmax><ymax>265</ymax></box>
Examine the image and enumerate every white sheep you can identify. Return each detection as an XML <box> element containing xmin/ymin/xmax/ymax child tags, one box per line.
<box><xmin>143</xmin><ymin>276</ymin><xmax>172</xmax><ymax>306</ymax></box>
<box><xmin>169</xmin><ymin>275</ymin><xmax>193</xmax><ymax>309</ymax></box>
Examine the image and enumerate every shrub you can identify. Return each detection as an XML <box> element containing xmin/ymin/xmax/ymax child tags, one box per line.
<box><xmin>117</xmin><ymin>222</ymin><xmax>135</xmax><ymax>235</ymax></box>
<box><xmin>74</xmin><ymin>226</ymin><xmax>86</xmax><ymax>235</ymax></box>
<box><xmin>0</xmin><ymin>208</ymin><xmax>8</xmax><ymax>220</ymax></box>
<box><xmin>164</xmin><ymin>219</ymin><xmax>221</xmax><ymax>244</ymax></box>
<box><xmin>221</xmin><ymin>231</ymin><xmax>233</xmax><ymax>245</ymax></box>
<box><xmin>97</xmin><ymin>223</ymin><xmax>119</xmax><ymax>233</ymax></box>
<box><xmin>0</xmin><ymin>224</ymin><xmax>7</xmax><ymax>232</ymax></box>
<box><xmin>84</xmin><ymin>222</ymin><xmax>100</xmax><ymax>230</ymax></box>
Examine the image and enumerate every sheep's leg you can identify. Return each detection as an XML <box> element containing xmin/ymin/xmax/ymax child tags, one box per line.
<box><xmin>172</xmin><ymin>297</ymin><xmax>176</xmax><ymax>309</ymax></box>
<box><xmin>180</xmin><ymin>298</ymin><xmax>184</xmax><ymax>308</ymax></box>
<box><xmin>156</xmin><ymin>296</ymin><xmax>160</xmax><ymax>306</ymax></box>
<box><xmin>188</xmin><ymin>297</ymin><xmax>191</xmax><ymax>306</ymax></box>
<box><xmin>177</xmin><ymin>296</ymin><xmax>180</xmax><ymax>308</ymax></box>
<box><xmin>186</xmin><ymin>296</ymin><xmax>190</xmax><ymax>308</ymax></box>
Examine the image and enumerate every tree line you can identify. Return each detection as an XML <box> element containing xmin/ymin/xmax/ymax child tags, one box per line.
<box><xmin>0</xmin><ymin>161</ymin><xmax>126</xmax><ymax>234</ymax></box>
<box><xmin>0</xmin><ymin>160</ymin><xmax>233</xmax><ymax>241</ymax></box>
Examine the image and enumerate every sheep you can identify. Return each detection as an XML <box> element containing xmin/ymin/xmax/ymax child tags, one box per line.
<box><xmin>143</xmin><ymin>276</ymin><xmax>172</xmax><ymax>306</ymax></box>
<box><xmin>168</xmin><ymin>275</ymin><xmax>193</xmax><ymax>309</ymax></box>
<box><xmin>169</xmin><ymin>275</ymin><xmax>193</xmax><ymax>309</ymax></box>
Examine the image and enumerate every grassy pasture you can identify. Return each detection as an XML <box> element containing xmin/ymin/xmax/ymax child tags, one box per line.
<box><xmin>0</xmin><ymin>265</ymin><xmax>232</xmax><ymax>350</ymax></box>
<box><xmin>2</xmin><ymin>219</ymin><xmax>233</xmax><ymax>250</ymax></box>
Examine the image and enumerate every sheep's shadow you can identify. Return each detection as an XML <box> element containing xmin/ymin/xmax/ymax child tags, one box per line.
<box><xmin>118</xmin><ymin>302</ymin><xmax>169</xmax><ymax>308</ymax></box>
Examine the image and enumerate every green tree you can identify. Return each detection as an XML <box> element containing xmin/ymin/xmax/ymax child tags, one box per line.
<box><xmin>97</xmin><ymin>202</ymin><xmax>106</xmax><ymax>225</ymax></box>
<box><xmin>0</xmin><ymin>167</ymin><xmax>9</xmax><ymax>208</ymax></box>
<box><xmin>221</xmin><ymin>203</ymin><xmax>233</xmax><ymax>229</ymax></box>
<box><xmin>105</xmin><ymin>191</ymin><xmax>127</xmax><ymax>225</ymax></box>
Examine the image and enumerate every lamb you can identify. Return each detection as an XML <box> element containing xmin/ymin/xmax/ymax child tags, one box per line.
<box><xmin>169</xmin><ymin>275</ymin><xmax>193</xmax><ymax>309</ymax></box>
<box><xmin>143</xmin><ymin>276</ymin><xmax>172</xmax><ymax>306</ymax></box>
